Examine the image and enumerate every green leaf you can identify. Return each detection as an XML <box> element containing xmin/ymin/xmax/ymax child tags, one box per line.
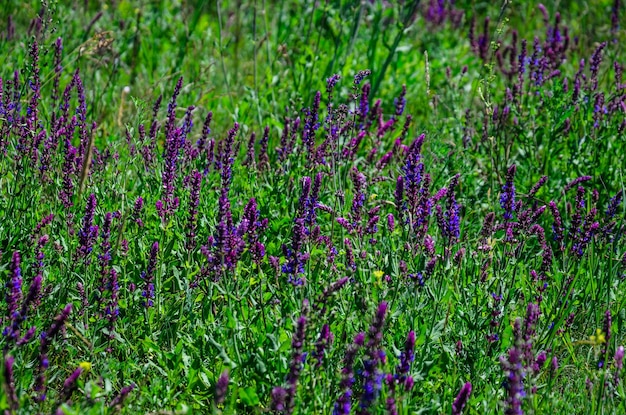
<box><xmin>239</xmin><ymin>386</ymin><xmax>260</xmax><ymax>406</ymax></box>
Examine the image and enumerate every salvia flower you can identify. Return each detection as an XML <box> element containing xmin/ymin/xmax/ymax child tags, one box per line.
<box><xmin>605</xmin><ymin>191</ymin><xmax>623</xmax><ymax>220</ymax></box>
<box><xmin>315</xmin><ymin>277</ymin><xmax>349</xmax><ymax>314</ymax></box>
<box><xmin>454</xmin><ymin>247</ymin><xmax>466</xmax><ymax>264</ymax></box>
<box><xmin>500</xmin><ymin>338</ymin><xmax>525</xmax><ymax>415</ymax></box>
<box><xmin>37</xmin><ymin>304</ymin><xmax>73</xmax><ymax>401</ymax></box>
<box><xmin>548</xmin><ymin>201</ymin><xmax>564</xmax><ymax>249</ymax></box>
<box><xmin>306</xmin><ymin>172</ymin><xmax>323</xmax><ymax>230</ymax></box>
<box><xmin>141</xmin><ymin>242</ymin><xmax>159</xmax><ymax>307</ymax></box>
<box><xmin>615</xmin><ymin>346</ymin><xmax>624</xmax><ymax>384</ymax></box>
<box><xmin>501</xmin><ymin>164</ymin><xmax>517</xmax><ymax>220</ymax></box>
<box><xmin>359</xmin><ymin>83</ymin><xmax>371</xmax><ymax>127</ymax></box>
<box><xmin>104</xmin><ymin>268</ymin><xmax>119</xmax><ymax>336</ymax></box>
<box><xmin>302</xmin><ymin>92</ymin><xmax>321</xmax><ymax>164</ymax></box>
<box><xmin>40</xmin><ymin>304</ymin><xmax>72</xmax><ymax>349</ymax></box>
<box><xmin>281</xmin><ymin>311</ymin><xmax>308</xmax><ymax>415</ymax></box>
<box><xmin>452</xmin><ymin>382</ymin><xmax>472</xmax><ymax>415</ymax></box>
<box><xmin>326</xmin><ymin>74</ymin><xmax>341</xmax><ymax>98</ymax></box>
<box><xmin>258</xmin><ymin>125</ymin><xmax>270</xmax><ymax>170</ymax></box>
<box><xmin>282</xmin><ymin>220</ymin><xmax>309</xmax><ymax>286</ymax></box>
<box><xmin>478</xmin><ymin>212</ymin><xmax>495</xmax><ymax>251</ymax></box>
<box><xmin>353</xmin><ymin>70</ymin><xmax>371</xmax><ymax>87</ymax></box>
<box><xmin>243</xmin><ymin>197</ymin><xmax>268</xmax><ymax>264</ymax></box>
<box><xmin>528</xmin><ymin>176</ymin><xmax>548</xmax><ymax>199</ymax></box>
<box><xmin>20</xmin><ymin>274</ymin><xmax>42</xmax><ymax>325</ymax></box>
<box><xmin>61</xmin><ymin>367</ymin><xmax>83</xmax><ymax>399</ymax></box>
<box><xmin>243</xmin><ymin>131</ymin><xmax>256</xmax><ymax>168</ymax></box>
<box><xmin>312</xmin><ymin>324</ymin><xmax>333</xmax><ymax>368</ymax></box>
<box><xmin>157</xmin><ymin>128</ymin><xmax>182</xmax><ymax>223</ymax></box>
<box><xmin>333</xmin><ymin>332</ymin><xmax>365</xmax><ymax>415</ymax></box>
<box><xmin>109</xmin><ymin>383</ymin><xmax>136</xmax><ymax>409</ymax></box>
<box><xmin>394</xmin><ymin>84</ymin><xmax>407</xmax><ymax>117</ymax></box>
<box><xmin>387</xmin><ymin>213</ymin><xmax>395</xmax><ymax>232</ymax></box>
<box><xmin>32</xmin><ymin>234</ymin><xmax>49</xmax><ymax>278</ymax></box>
<box><xmin>530</xmin><ymin>224</ymin><xmax>552</xmax><ymax>273</ymax></box>
<box><xmin>3</xmin><ymin>354</ymin><xmax>18</xmax><ymax>411</ymax></box>
<box><xmin>359</xmin><ymin>302</ymin><xmax>388</xmax><ymax>413</ymax></box>
<box><xmin>533</xmin><ymin>351</ymin><xmax>547</xmax><ymax>374</ymax></box>
<box><xmin>402</xmin><ymin>135</ymin><xmax>425</xmax><ymax>212</ymax></box>
<box><xmin>590</xmin><ymin>42</ymin><xmax>607</xmax><ymax>91</ymax></box>
<box><xmin>563</xmin><ymin>176</ymin><xmax>592</xmax><ymax>193</ymax></box>
<box><xmin>3</xmin><ymin>252</ymin><xmax>22</xmax><ymax>340</ymax></box>
<box><xmin>215</xmin><ymin>370</ymin><xmax>229</xmax><ymax>405</ymax></box>
<box><xmin>76</xmin><ymin>193</ymin><xmax>98</xmax><ymax>263</ymax></box>
<box><xmin>599</xmin><ymin>310</ymin><xmax>612</xmax><ymax>368</ymax></box>
<box><xmin>385</xmin><ymin>374</ymin><xmax>398</xmax><ymax>415</ymax></box>
<box><xmin>270</xmin><ymin>386</ymin><xmax>288</xmax><ymax>411</ymax></box>
<box><xmin>132</xmin><ymin>196</ymin><xmax>144</xmax><ymax>227</ymax></box>
<box><xmin>350</xmin><ymin>167</ymin><xmax>367</xmax><ymax>232</ymax></box>
<box><xmin>551</xmin><ymin>356</ymin><xmax>559</xmax><ymax>372</ymax></box>
<box><xmin>31</xmin><ymin>213</ymin><xmax>54</xmax><ymax>240</ymax></box>
<box><xmin>441</xmin><ymin>174</ymin><xmax>461</xmax><ymax>242</ymax></box>
<box><xmin>396</xmin><ymin>330</ymin><xmax>416</xmax><ymax>390</ymax></box>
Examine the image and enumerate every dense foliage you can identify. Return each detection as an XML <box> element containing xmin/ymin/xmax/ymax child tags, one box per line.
<box><xmin>1</xmin><ymin>1</ymin><xmax>626</xmax><ymax>414</ymax></box>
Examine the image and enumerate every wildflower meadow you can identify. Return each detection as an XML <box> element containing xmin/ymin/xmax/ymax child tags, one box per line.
<box><xmin>1</xmin><ymin>0</ymin><xmax>626</xmax><ymax>414</ymax></box>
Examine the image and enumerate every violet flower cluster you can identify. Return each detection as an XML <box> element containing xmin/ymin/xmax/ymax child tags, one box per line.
<box><xmin>141</xmin><ymin>242</ymin><xmax>159</xmax><ymax>308</ymax></box>
<box><xmin>333</xmin><ymin>332</ymin><xmax>365</xmax><ymax>415</ymax></box>
<box><xmin>358</xmin><ymin>301</ymin><xmax>388</xmax><ymax>414</ymax></box>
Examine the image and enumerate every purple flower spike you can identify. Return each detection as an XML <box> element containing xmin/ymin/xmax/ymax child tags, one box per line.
<box><xmin>21</xmin><ymin>273</ymin><xmax>41</xmax><ymax>318</ymax></box>
<box><xmin>133</xmin><ymin>196</ymin><xmax>144</xmax><ymax>227</ymax></box>
<box><xmin>600</xmin><ymin>310</ymin><xmax>612</xmax><ymax>368</ymax></box>
<box><xmin>441</xmin><ymin>174</ymin><xmax>461</xmax><ymax>242</ymax></box>
<box><xmin>62</xmin><ymin>367</ymin><xmax>83</xmax><ymax>399</ymax></box>
<box><xmin>41</xmin><ymin>303</ymin><xmax>72</xmax><ymax>348</ymax></box>
<box><xmin>4</xmin><ymin>354</ymin><xmax>18</xmax><ymax>410</ymax></box>
<box><xmin>258</xmin><ymin>126</ymin><xmax>270</xmax><ymax>170</ymax></box>
<box><xmin>396</xmin><ymin>330</ymin><xmax>416</xmax><ymax>389</ymax></box>
<box><xmin>385</xmin><ymin>373</ymin><xmax>398</xmax><ymax>415</ymax></box>
<box><xmin>551</xmin><ymin>356</ymin><xmax>559</xmax><ymax>372</ymax></box>
<box><xmin>313</xmin><ymin>324</ymin><xmax>333</xmax><ymax>367</ymax></box>
<box><xmin>4</xmin><ymin>252</ymin><xmax>22</xmax><ymax>340</ymax></box>
<box><xmin>359</xmin><ymin>302</ymin><xmax>388</xmax><ymax>413</ymax></box>
<box><xmin>353</xmin><ymin>69</ymin><xmax>371</xmax><ymax>87</ymax></box>
<box><xmin>500</xmin><ymin>347</ymin><xmax>524</xmax><ymax>415</ymax></box>
<box><xmin>563</xmin><ymin>175</ymin><xmax>592</xmax><ymax>193</ymax></box>
<box><xmin>333</xmin><ymin>332</ymin><xmax>365</xmax><ymax>415</ymax></box>
<box><xmin>141</xmin><ymin>242</ymin><xmax>159</xmax><ymax>308</ymax></box>
<box><xmin>387</xmin><ymin>213</ymin><xmax>395</xmax><ymax>232</ymax></box>
<box><xmin>77</xmin><ymin>193</ymin><xmax>98</xmax><ymax>263</ymax></box>
<box><xmin>500</xmin><ymin>165</ymin><xmax>517</xmax><ymax>220</ymax></box>
<box><xmin>615</xmin><ymin>346</ymin><xmax>624</xmax><ymax>384</ymax></box>
<box><xmin>270</xmin><ymin>387</ymin><xmax>288</xmax><ymax>411</ymax></box>
<box><xmin>109</xmin><ymin>383</ymin><xmax>136</xmax><ymax>408</ymax></box>
<box><xmin>284</xmin><ymin>315</ymin><xmax>307</xmax><ymax>414</ymax></box>
<box><xmin>452</xmin><ymin>382</ymin><xmax>472</xmax><ymax>415</ymax></box>
<box><xmin>528</xmin><ymin>176</ymin><xmax>548</xmax><ymax>198</ymax></box>
<box><xmin>215</xmin><ymin>370</ymin><xmax>229</xmax><ymax>405</ymax></box>
<box><xmin>350</xmin><ymin>168</ymin><xmax>367</xmax><ymax>233</ymax></box>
